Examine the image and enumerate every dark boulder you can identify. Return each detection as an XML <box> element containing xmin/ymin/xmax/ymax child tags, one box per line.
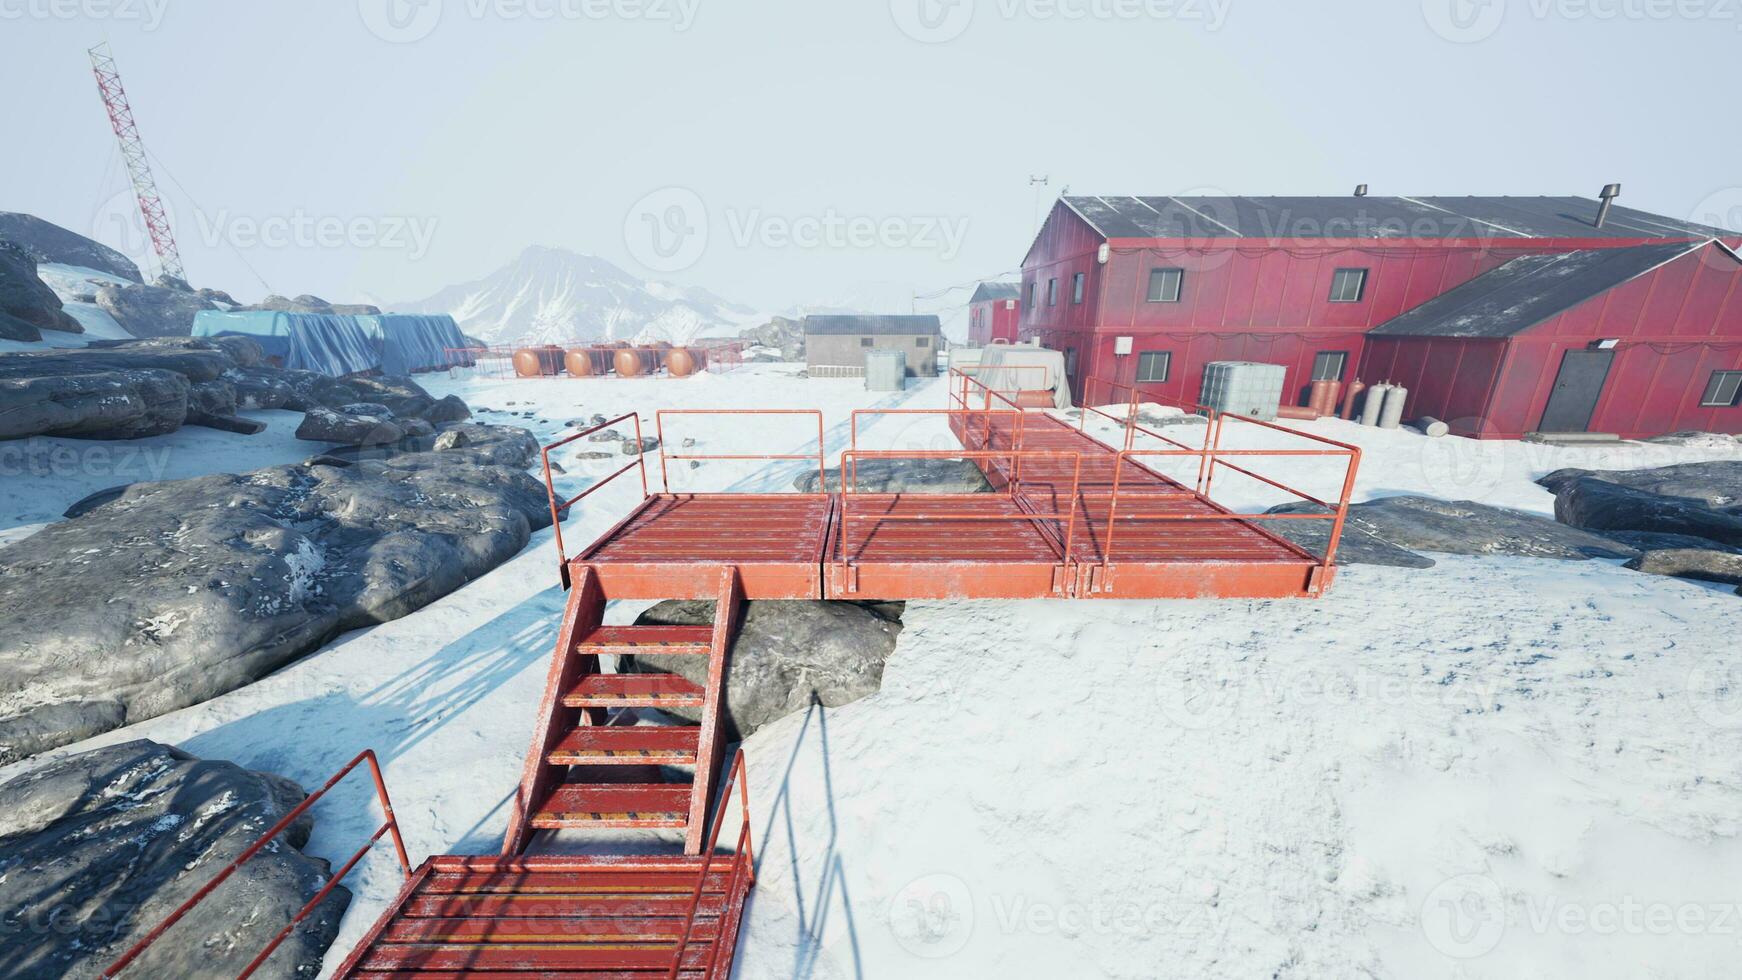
<box><xmin>793</xmin><ymin>457</ymin><xmax>993</xmax><ymax>494</ymax></box>
<box><xmin>0</xmin><ymin>369</ymin><xmax>188</xmax><ymax>441</ymax></box>
<box><xmin>94</xmin><ymin>281</ymin><xmax>217</xmax><ymax>337</ymax></box>
<box><xmin>0</xmin><ymin>454</ymin><xmax>551</xmax><ymax>762</ymax></box>
<box><xmin>423</xmin><ymin>394</ymin><xmax>472</xmax><ymax>423</ymax></box>
<box><xmin>1539</xmin><ymin>461</ymin><xmax>1742</xmax><ymax>510</ymax></box>
<box><xmin>1547</xmin><ymin>476</ymin><xmax>1742</xmax><ymax>549</ymax></box>
<box><xmin>0</xmin><ymin>740</ymin><xmax>346</xmax><ymax>979</ymax></box>
<box><xmin>0</xmin><ymin>337</ymin><xmax>235</xmax><ymax>383</ymax></box>
<box><xmin>621</xmin><ymin>600</ymin><xmax>901</xmax><ymax>740</ymax></box>
<box><xmin>1272</xmin><ymin>495</ymin><xmax>1636</xmax><ymax>561</ymax></box>
<box><xmin>295</xmin><ymin>406</ymin><xmax>406</xmax><ymax>446</ymax></box>
<box><xmin>0</xmin><ymin>240</ymin><xmax>82</xmax><ymax>335</ymax></box>
<box><xmin>1623</xmin><ymin>548</ymin><xmax>1742</xmax><ymax>588</ymax></box>
<box><xmin>1603</xmin><ymin>530</ymin><xmax>1741</xmax><ymax>555</ymax></box>
<box><xmin>0</xmin><ymin>211</ymin><xmax>144</xmax><ymax>283</ymax></box>
<box><xmin>0</xmin><ymin>309</ymin><xmax>42</xmax><ymax>342</ymax></box>
<box><xmin>1262</xmin><ymin>503</ymin><xmax>1436</xmax><ymax>568</ymax></box>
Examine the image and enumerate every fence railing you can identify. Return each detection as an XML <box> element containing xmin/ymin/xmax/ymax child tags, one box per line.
<box><xmin>103</xmin><ymin>750</ymin><xmax>412</xmax><ymax>980</ymax></box>
<box><xmin>666</xmin><ymin>749</ymin><xmax>755</xmax><ymax>980</ymax></box>
<box><xmin>541</xmin><ymin>413</ymin><xmax>651</xmax><ymax>571</ymax></box>
<box><xmin>948</xmin><ymin>364</ymin><xmax>1054</xmax><ymax>414</ymax></box>
<box><xmin>653</xmin><ymin>409</ymin><xmax>826</xmax><ymax>493</ymax></box>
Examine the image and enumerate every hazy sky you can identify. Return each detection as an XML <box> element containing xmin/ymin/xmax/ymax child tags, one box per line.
<box><xmin>3</xmin><ymin>0</ymin><xmax>1739</xmax><ymax>315</ymax></box>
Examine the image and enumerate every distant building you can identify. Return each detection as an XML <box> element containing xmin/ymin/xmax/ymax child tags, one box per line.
<box><xmin>967</xmin><ymin>282</ymin><xmax>1021</xmax><ymax>345</ymax></box>
<box><xmin>1020</xmin><ymin>192</ymin><xmax>1742</xmax><ymax>437</ymax></box>
<box><xmin>803</xmin><ymin>314</ymin><xmax>942</xmax><ymax>378</ymax></box>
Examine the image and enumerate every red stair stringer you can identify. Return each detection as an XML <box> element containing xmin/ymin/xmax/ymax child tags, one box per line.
<box><xmin>503</xmin><ymin>565</ymin><xmax>606</xmax><ymax>855</ymax></box>
<box><xmin>686</xmin><ymin>566</ymin><xmax>743</xmax><ymax>855</ymax></box>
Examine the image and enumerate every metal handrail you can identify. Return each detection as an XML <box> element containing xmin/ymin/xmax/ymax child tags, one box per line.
<box><xmin>103</xmin><ymin>750</ymin><xmax>412</xmax><ymax>979</ymax></box>
<box><xmin>667</xmin><ymin>749</ymin><xmax>754</xmax><ymax>980</ymax></box>
<box><xmin>540</xmin><ymin>412</ymin><xmax>651</xmax><ymax>572</ymax></box>
<box><xmin>837</xmin><ymin>449</ymin><xmax>1085</xmax><ymax>568</ymax></box>
<box><xmin>949</xmin><ymin>365</ymin><xmax>1052</xmax><ymax>416</ymax></box>
<box><xmin>653</xmin><ymin>409</ymin><xmax>827</xmax><ymax>493</ymax></box>
<box><xmin>848</xmin><ymin>408</ymin><xmax>1029</xmax><ymax>463</ymax></box>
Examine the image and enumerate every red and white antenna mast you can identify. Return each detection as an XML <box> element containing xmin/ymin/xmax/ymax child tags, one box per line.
<box><xmin>89</xmin><ymin>42</ymin><xmax>185</xmax><ymax>283</ymax></box>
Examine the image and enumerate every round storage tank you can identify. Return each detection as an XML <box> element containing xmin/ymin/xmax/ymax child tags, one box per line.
<box><xmin>564</xmin><ymin>348</ymin><xmax>601</xmax><ymax>377</ymax></box>
<box><xmin>513</xmin><ymin>346</ymin><xmax>561</xmax><ymax>377</ymax></box>
<box><xmin>666</xmin><ymin>347</ymin><xmax>700</xmax><ymax>378</ymax></box>
<box><xmin>614</xmin><ymin>347</ymin><xmax>648</xmax><ymax>377</ymax></box>
<box><xmin>865</xmin><ymin>349</ymin><xmax>907</xmax><ymax>392</ymax></box>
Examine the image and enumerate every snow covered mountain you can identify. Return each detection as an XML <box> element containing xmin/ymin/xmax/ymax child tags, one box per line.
<box><xmin>394</xmin><ymin>246</ymin><xmax>767</xmax><ymax>345</ymax></box>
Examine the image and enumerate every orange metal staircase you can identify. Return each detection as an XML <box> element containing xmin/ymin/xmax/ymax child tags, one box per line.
<box><xmin>504</xmin><ymin>565</ymin><xmax>743</xmax><ymax>856</ymax></box>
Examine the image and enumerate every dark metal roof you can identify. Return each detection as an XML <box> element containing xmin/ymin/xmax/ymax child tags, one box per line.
<box><xmin>1369</xmin><ymin>241</ymin><xmax>1719</xmax><ymax>339</ymax></box>
<box><xmin>969</xmin><ymin>282</ymin><xmax>1020</xmax><ymax>304</ymax></box>
<box><xmin>1062</xmin><ymin>195</ymin><xmax>1736</xmax><ymax>242</ymax></box>
<box><xmin>802</xmin><ymin>314</ymin><xmax>942</xmax><ymax>336</ymax></box>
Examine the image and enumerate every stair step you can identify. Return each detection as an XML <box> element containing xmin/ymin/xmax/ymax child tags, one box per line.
<box><xmin>353</xmin><ymin>942</ymin><xmax>717</xmax><ymax>972</ymax></box>
<box><xmin>379</xmin><ymin>913</ymin><xmax>722</xmax><ymax>943</ymax></box>
<box><xmin>548</xmin><ymin>726</ymin><xmax>700</xmax><ymax>765</ymax></box>
<box><xmin>577</xmin><ymin>624</ymin><xmax>713</xmax><ymax>657</ymax></box>
<box><xmin>530</xmin><ymin>784</ymin><xmax>692</xmax><ymax>829</ymax></box>
<box><xmin>563</xmin><ymin>673</ymin><xmax>704</xmax><ymax>710</ymax></box>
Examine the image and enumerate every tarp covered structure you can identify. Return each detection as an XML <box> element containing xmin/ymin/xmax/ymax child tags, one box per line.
<box><xmin>974</xmin><ymin>344</ymin><xmax>1071</xmax><ymax>410</ymax></box>
<box><xmin>193</xmin><ymin>310</ymin><xmax>468</xmax><ymax>377</ymax></box>
<box><xmin>357</xmin><ymin>314</ymin><xmax>471</xmax><ymax>375</ymax></box>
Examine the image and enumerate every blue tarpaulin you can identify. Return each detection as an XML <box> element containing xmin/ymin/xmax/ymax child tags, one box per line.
<box><xmin>193</xmin><ymin>310</ymin><xmax>467</xmax><ymax>377</ymax></box>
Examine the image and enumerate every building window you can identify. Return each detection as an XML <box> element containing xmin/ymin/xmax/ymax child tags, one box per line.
<box><xmin>1702</xmin><ymin>370</ymin><xmax>1742</xmax><ymax>407</ymax></box>
<box><xmin>915</xmin><ymin>337</ymin><xmax>930</xmax><ymax>348</ymax></box>
<box><xmin>1047</xmin><ymin>278</ymin><xmax>1058</xmax><ymax>306</ymax></box>
<box><xmin>1328</xmin><ymin>268</ymin><xmax>1368</xmax><ymax>303</ymax></box>
<box><xmin>1026</xmin><ymin>282</ymin><xmax>1036</xmax><ymax>309</ymax></box>
<box><xmin>1312</xmin><ymin>351</ymin><xmax>1348</xmax><ymax>381</ymax></box>
<box><xmin>1136</xmin><ymin>351</ymin><xmax>1171</xmax><ymax>383</ymax></box>
<box><xmin>1063</xmin><ymin>347</ymin><xmax>1078</xmax><ymax>380</ymax></box>
<box><xmin>1147</xmin><ymin>268</ymin><xmax>1184</xmax><ymax>303</ymax></box>
<box><xmin>1072</xmin><ymin>273</ymin><xmax>1085</xmax><ymax>304</ymax></box>
<box><xmin>859</xmin><ymin>337</ymin><xmax>874</xmax><ymax>347</ymax></box>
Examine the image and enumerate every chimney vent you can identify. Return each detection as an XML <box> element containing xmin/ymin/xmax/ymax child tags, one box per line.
<box><xmin>1354</xmin><ymin>184</ymin><xmax>1369</xmax><ymax>197</ymax></box>
<box><xmin>1595</xmin><ymin>183</ymin><xmax>1622</xmax><ymax>228</ymax></box>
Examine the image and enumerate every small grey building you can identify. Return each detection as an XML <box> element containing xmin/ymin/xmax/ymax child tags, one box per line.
<box><xmin>802</xmin><ymin>314</ymin><xmax>942</xmax><ymax>378</ymax></box>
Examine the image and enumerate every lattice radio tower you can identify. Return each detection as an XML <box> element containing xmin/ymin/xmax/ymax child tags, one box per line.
<box><xmin>89</xmin><ymin>42</ymin><xmax>184</xmax><ymax>282</ymax></box>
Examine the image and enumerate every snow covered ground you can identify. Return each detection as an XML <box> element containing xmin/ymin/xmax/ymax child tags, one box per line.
<box><xmin>2</xmin><ymin>365</ymin><xmax>1740</xmax><ymax>978</ymax></box>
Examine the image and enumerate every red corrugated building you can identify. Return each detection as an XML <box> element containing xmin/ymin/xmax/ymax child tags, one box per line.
<box><xmin>967</xmin><ymin>281</ymin><xmax>1022</xmax><ymax>344</ymax></box>
<box><xmin>1019</xmin><ymin>194</ymin><xmax>1742</xmax><ymax>437</ymax></box>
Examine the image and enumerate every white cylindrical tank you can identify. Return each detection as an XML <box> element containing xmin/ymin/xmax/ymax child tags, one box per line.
<box><xmin>1379</xmin><ymin>384</ymin><xmax>1409</xmax><ymax>430</ymax></box>
<box><xmin>1415</xmin><ymin>416</ymin><xmax>1450</xmax><ymax>438</ymax></box>
<box><xmin>865</xmin><ymin>349</ymin><xmax>907</xmax><ymax>392</ymax></box>
<box><xmin>1359</xmin><ymin>383</ymin><xmax>1391</xmax><ymax>427</ymax></box>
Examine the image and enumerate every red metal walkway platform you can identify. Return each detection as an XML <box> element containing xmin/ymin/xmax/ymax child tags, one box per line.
<box><xmin>543</xmin><ymin>371</ymin><xmax>1360</xmax><ymax>601</ymax></box>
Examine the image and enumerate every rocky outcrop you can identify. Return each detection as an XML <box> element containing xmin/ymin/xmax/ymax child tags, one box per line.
<box><xmin>622</xmin><ymin>600</ymin><xmax>902</xmax><ymax>741</ymax></box>
<box><xmin>0</xmin><ymin>442</ymin><xmax>550</xmax><ymax>763</ymax></box>
<box><xmin>94</xmin><ymin>281</ymin><xmax>218</xmax><ymax>338</ymax></box>
<box><xmin>0</xmin><ymin>369</ymin><xmax>189</xmax><ymax>440</ymax></box>
<box><xmin>247</xmin><ymin>294</ymin><xmax>382</xmax><ymax>316</ymax></box>
<box><xmin>1269</xmin><ymin>495</ymin><xmax>1636</xmax><ymax>562</ymax></box>
<box><xmin>1</xmin><ymin>241</ymin><xmax>82</xmax><ymax>337</ymax></box>
<box><xmin>739</xmin><ymin>316</ymin><xmax>803</xmax><ymax>361</ymax></box>
<box><xmin>1262</xmin><ymin>503</ymin><xmax>1437</xmax><ymax>568</ymax></box>
<box><xmin>1545</xmin><ymin>476</ymin><xmax>1742</xmax><ymax>549</ymax></box>
<box><xmin>0</xmin><ymin>740</ymin><xmax>346</xmax><ymax>979</ymax></box>
<box><xmin>1623</xmin><ymin>548</ymin><xmax>1742</xmax><ymax>587</ymax></box>
<box><xmin>0</xmin><ymin>211</ymin><xmax>143</xmax><ymax>283</ymax></box>
<box><xmin>793</xmin><ymin>458</ymin><xmax>993</xmax><ymax>494</ymax></box>
<box><xmin>295</xmin><ymin>406</ymin><xmax>405</xmax><ymax>446</ymax></box>
<box><xmin>1539</xmin><ymin>461</ymin><xmax>1742</xmax><ymax>511</ymax></box>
